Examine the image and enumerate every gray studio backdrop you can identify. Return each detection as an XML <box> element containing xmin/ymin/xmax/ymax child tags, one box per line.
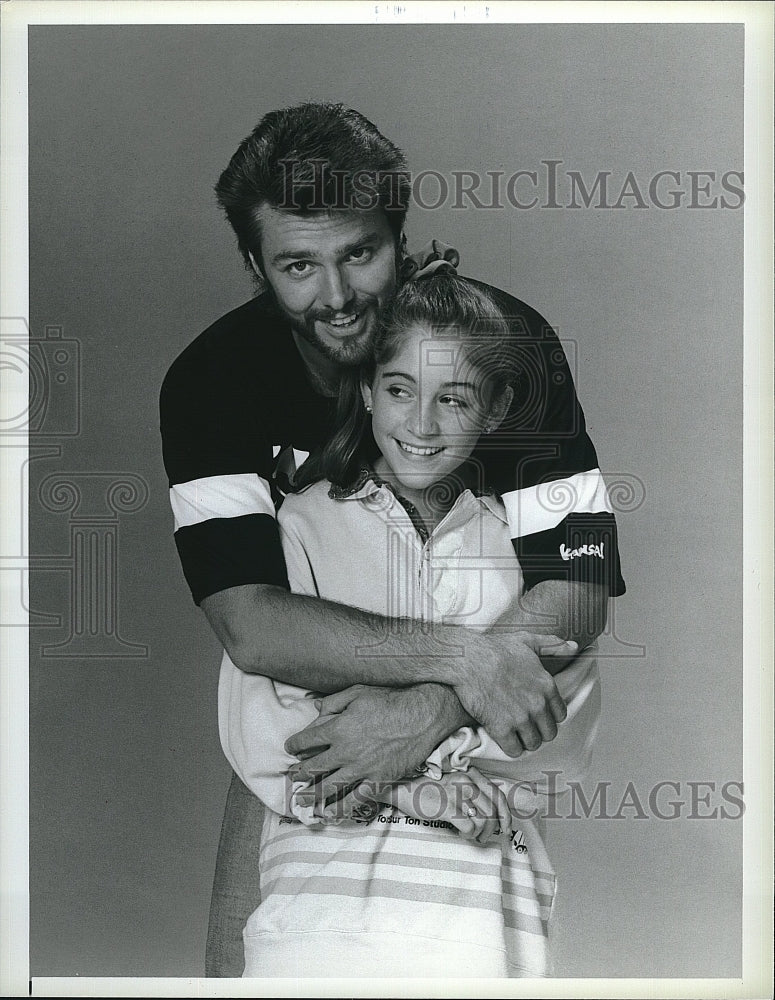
<box><xmin>28</xmin><ymin>23</ymin><xmax>743</xmax><ymax>978</ymax></box>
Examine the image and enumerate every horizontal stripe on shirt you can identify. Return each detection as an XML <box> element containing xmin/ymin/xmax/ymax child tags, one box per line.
<box><xmin>261</xmin><ymin>860</ymin><xmax>524</xmax><ymax>904</ymax></box>
<box><xmin>262</xmin><ymin>874</ymin><xmax>548</xmax><ymax>936</ymax></box>
<box><xmin>517</xmin><ymin>510</ymin><xmax>625</xmax><ymax>592</ymax></box>
<box><xmin>174</xmin><ymin>512</ymin><xmax>289</xmax><ymax>604</ymax></box>
<box><xmin>501</xmin><ymin>468</ymin><xmax>612</xmax><ymax>539</ymax></box>
<box><xmin>262</xmin><ymin>859</ymin><xmax>555</xmax><ymax>915</ymax></box>
<box><xmin>170</xmin><ymin>472</ymin><xmax>274</xmax><ymax>530</ymax></box>
<box><xmin>262</xmin><ymin>823</ymin><xmax>555</xmax><ymax>880</ymax></box>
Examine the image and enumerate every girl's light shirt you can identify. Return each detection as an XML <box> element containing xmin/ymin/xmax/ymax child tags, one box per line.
<box><xmin>218</xmin><ymin>476</ymin><xmax>601</xmax><ymax>819</ymax></box>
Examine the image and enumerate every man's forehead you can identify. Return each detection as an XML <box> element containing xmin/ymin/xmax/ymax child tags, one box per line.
<box><xmin>254</xmin><ymin>203</ymin><xmax>391</xmax><ymax>255</ymax></box>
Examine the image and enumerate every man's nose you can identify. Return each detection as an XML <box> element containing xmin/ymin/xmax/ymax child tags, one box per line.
<box><xmin>320</xmin><ymin>266</ymin><xmax>352</xmax><ymax>312</ymax></box>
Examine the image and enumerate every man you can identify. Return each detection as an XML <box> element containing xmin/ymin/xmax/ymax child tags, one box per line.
<box><xmin>159</xmin><ymin>103</ymin><xmax>625</xmax><ymax>976</ymax></box>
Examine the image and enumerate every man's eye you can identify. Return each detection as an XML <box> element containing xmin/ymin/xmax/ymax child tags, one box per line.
<box><xmin>286</xmin><ymin>261</ymin><xmax>311</xmax><ymax>274</ymax></box>
<box><xmin>348</xmin><ymin>247</ymin><xmax>372</xmax><ymax>262</ymax></box>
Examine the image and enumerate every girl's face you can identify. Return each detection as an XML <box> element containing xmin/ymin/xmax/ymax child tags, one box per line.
<box><xmin>362</xmin><ymin>323</ymin><xmax>511</xmax><ymax>496</ymax></box>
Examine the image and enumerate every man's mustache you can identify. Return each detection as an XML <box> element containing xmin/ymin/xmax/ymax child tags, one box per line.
<box><xmin>308</xmin><ymin>296</ymin><xmax>376</xmax><ymax>323</ymax></box>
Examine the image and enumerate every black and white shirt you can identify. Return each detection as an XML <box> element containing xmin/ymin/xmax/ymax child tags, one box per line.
<box><xmin>160</xmin><ymin>284</ymin><xmax>625</xmax><ymax>605</ymax></box>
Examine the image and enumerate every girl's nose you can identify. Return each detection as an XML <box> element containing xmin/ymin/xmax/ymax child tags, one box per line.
<box><xmin>408</xmin><ymin>402</ymin><xmax>440</xmax><ymax>438</ymax></box>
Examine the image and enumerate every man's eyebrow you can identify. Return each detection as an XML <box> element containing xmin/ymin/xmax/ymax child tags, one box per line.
<box><xmin>271</xmin><ymin>249</ymin><xmax>318</xmax><ymax>265</ymax></box>
<box><xmin>271</xmin><ymin>232</ymin><xmax>383</xmax><ymax>266</ymax></box>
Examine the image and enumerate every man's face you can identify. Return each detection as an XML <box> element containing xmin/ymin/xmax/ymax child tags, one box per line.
<box><xmin>254</xmin><ymin>204</ymin><xmax>398</xmax><ymax>369</ymax></box>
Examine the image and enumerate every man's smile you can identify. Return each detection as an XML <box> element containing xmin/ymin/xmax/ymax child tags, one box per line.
<box><xmin>316</xmin><ymin>310</ymin><xmax>368</xmax><ymax>338</ymax></box>
<box><xmin>325</xmin><ymin>312</ymin><xmax>360</xmax><ymax>328</ymax></box>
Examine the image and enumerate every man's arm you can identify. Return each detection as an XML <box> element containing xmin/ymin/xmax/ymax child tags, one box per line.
<box><xmin>503</xmin><ymin>579</ymin><xmax>608</xmax><ymax>673</ymax></box>
<box><xmin>204</xmin><ymin>581</ymin><xmax>603</xmax><ymax>686</ymax></box>
<box><xmin>279</xmin><ymin>580</ymin><xmax>606</xmax><ymax>802</ymax></box>
<box><xmin>202</xmin><ymin>582</ymin><xmax>575</xmax><ymax>760</ymax></box>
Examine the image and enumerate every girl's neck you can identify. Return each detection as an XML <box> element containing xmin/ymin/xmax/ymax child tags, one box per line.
<box><xmin>371</xmin><ymin>458</ymin><xmax>465</xmax><ymax>533</ymax></box>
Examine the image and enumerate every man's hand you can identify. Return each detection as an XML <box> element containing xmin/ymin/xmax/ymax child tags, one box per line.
<box><xmin>449</xmin><ymin>631</ymin><xmax>576</xmax><ymax>758</ymax></box>
<box><xmin>285</xmin><ymin>683</ymin><xmax>468</xmax><ymax>807</ymax></box>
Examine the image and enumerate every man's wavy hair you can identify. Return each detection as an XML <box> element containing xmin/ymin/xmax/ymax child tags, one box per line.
<box><xmin>295</xmin><ymin>273</ymin><xmax>519</xmax><ymax>490</ymax></box>
<box><xmin>215</xmin><ymin>103</ymin><xmax>410</xmax><ymax>275</ymax></box>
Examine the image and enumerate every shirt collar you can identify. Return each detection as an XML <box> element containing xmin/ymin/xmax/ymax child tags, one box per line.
<box><xmin>327</xmin><ymin>467</ymin><xmax>382</xmax><ymax>501</ymax></box>
<box><xmin>328</xmin><ymin>467</ymin><xmax>508</xmax><ymax>525</ymax></box>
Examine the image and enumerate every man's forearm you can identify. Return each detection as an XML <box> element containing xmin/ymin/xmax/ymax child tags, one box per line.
<box><xmin>202</xmin><ymin>583</ymin><xmax>484</xmax><ymax>693</ymax></box>
<box><xmin>507</xmin><ymin>581</ymin><xmax>608</xmax><ymax>674</ymax></box>
<box><xmin>203</xmin><ymin>580</ymin><xmax>597</xmax><ymax>756</ymax></box>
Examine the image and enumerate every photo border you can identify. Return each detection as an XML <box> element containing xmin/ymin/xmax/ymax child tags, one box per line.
<box><xmin>1</xmin><ymin>2</ymin><xmax>771</xmax><ymax>997</ymax></box>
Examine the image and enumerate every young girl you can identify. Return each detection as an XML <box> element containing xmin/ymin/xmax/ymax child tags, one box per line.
<box><xmin>218</xmin><ymin>273</ymin><xmax>602</xmax><ymax>978</ymax></box>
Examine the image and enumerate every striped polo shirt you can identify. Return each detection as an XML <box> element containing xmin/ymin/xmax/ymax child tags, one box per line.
<box><xmin>221</xmin><ymin>477</ymin><xmax>602</xmax><ymax>977</ymax></box>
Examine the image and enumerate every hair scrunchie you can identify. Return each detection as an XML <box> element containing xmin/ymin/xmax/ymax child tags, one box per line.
<box><xmin>400</xmin><ymin>238</ymin><xmax>460</xmax><ymax>282</ymax></box>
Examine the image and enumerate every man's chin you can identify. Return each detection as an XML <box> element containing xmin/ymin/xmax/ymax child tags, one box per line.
<box><xmin>314</xmin><ymin>322</ymin><xmax>376</xmax><ymax>367</ymax></box>
<box><xmin>329</xmin><ymin>336</ymin><xmax>373</xmax><ymax>368</ymax></box>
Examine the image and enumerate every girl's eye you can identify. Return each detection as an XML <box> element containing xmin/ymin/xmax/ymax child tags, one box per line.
<box><xmin>440</xmin><ymin>395</ymin><xmax>467</xmax><ymax>408</ymax></box>
<box><xmin>387</xmin><ymin>385</ymin><xmax>411</xmax><ymax>398</ymax></box>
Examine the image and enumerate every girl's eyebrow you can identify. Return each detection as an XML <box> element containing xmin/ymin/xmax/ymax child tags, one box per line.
<box><xmin>443</xmin><ymin>381</ymin><xmax>478</xmax><ymax>391</ymax></box>
<box><xmin>379</xmin><ymin>373</ymin><xmax>479</xmax><ymax>391</ymax></box>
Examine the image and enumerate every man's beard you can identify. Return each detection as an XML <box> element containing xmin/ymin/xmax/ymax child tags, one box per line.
<box><xmin>278</xmin><ymin>294</ymin><xmax>380</xmax><ymax>369</ymax></box>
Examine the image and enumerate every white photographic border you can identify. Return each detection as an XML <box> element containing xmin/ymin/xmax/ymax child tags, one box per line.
<box><xmin>1</xmin><ymin>2</ymin><xmax>772</xmax><ymax>997</ymax></box>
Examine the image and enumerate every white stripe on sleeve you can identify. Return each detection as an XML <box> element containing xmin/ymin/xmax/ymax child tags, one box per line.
<box><xmin>170</xmin><ymin>473</ymin><xmax>275</xmax><ymax>530</ymax></box>
<box><xmin>501</xmin><ymin>468</ymin><xmax>613</xmax><ymax>539</ymax></box>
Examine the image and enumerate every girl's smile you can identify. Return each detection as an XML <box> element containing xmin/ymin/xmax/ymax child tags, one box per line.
<box><xmin>395</xmin><ymin>440</ymin><xmax>445</xmax><ymax>456</ymax></box>
<box><xmin>362</xmin><ymin>323</ymin><xmax>511</xmax><ymax>517</ymax></box>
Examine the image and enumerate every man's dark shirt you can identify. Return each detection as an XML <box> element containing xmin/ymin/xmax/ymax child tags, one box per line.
<box><xmin>160</xmin><ymin>285</ymin><xmax>625</xmax><ymax>606</ymax></box>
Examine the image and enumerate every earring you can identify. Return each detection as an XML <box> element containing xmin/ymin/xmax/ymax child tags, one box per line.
<box><xmin>365</xmin><ymin>405</ymin><xmax>373</xmax><ymax>414</ymax></box>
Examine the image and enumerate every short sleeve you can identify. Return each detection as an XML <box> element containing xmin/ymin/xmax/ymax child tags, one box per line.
<box><xmin>159</xmin><ymin>333</ymin><xmax>289</xmax><ymax>605</ymax></box>
<box><xmin>469</xmin><ymin>281</ymin><xmax>626</xmax><ymax>596</ymax></box>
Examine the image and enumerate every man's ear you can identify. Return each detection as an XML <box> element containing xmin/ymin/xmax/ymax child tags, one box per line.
<box><xmin>248</xmin><ymin>251</ymin><xmax>264</xmax><ymax>280</ymax></box>
<box><xmin>360</xmin><ymin>380</ymin><xmax>374</xmax><ymax>412</ymax></box>
<box><xmin>487</xmin><ymin>385</ymin><xmax>513</xmax><ymax>432</ymax></box>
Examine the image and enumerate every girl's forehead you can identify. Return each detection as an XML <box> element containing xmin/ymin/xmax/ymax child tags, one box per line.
<box><xmin>382</xmin><ymin>323</ymin><xmax>473</xmax><ymax>368</ymax></box>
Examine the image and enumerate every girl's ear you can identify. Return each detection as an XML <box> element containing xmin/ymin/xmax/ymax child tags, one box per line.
<box><xmin>360</xmin><ymin>380</ymin><xmax>374</xmax><ymax>413</ymax></box>
<box><xmin>486</xmin><ymin>385</ymin><xmax>513</xmax><ymax>432</ymax></box>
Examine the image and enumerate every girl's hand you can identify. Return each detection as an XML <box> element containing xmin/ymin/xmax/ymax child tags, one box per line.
<box><xmin>384</xmin><ymin>768</ymin><xmax>512</xmax><ymax>845</ymax></box>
